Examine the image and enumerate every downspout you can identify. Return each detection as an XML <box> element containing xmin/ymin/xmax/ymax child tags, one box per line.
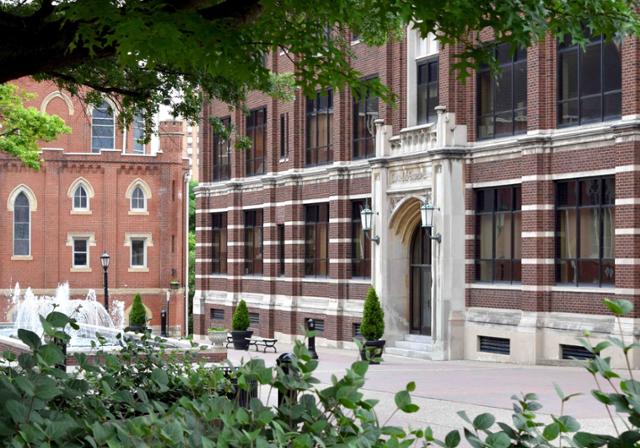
<box><xmin>183</xmin><ymin>170</ymin><xmax>191</xmax><ymax>336</ymax></box>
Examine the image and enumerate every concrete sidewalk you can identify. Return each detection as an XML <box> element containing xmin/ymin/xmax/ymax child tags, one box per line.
<box><xmin>226</xmin><ymin>343</ymin><xmax>623</xmax><ymax>438</ymax></box>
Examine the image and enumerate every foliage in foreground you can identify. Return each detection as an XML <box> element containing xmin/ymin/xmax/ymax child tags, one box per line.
<box><xmin>0</xmin><ymin>298</ymin><xmax>639</xmax><ymax>447</ymax></box>
<box><xmin>360</xmin><ymin>287</ymin><xmax>385</xmax><ymax>341</ymax></box>
<box><xmin>0</xmin><ymin>84</ymin><xmax>70</xmax><ymax>168</ymax></box>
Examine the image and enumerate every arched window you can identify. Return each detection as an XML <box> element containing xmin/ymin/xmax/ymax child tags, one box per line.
<box><xmin>14</xmin><ymin>192</ymin><xmax>30</xmax><ymax>256</ymax></box>
<box><xmin>73</xmin><ymin>185</ymin><xmax>88</xmax><ymax>210</ymax></box>
<box><xmin>131</xmin><ymin>186</ymin><xmax>145</xmax><ymax>210</ymax></box>
<box><xmin>91</xmin><ymin>101</ymin><xmax>115</xmax><ymax>152</ymax></box>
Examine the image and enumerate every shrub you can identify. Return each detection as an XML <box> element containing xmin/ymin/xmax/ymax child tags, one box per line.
<box><xmin>129</xmin><ymin>293</ymin><xmax>147</xmax><ymax>327</ymax></box>
<box><xmin>360</xmin><ymin>287</ymin><xmax>384</xmax><ymax>340</ymax></box>
<box><xmin>232</xmin><ymin>299</ymin><xmax>250</xmax><ymax>331</ymax></box>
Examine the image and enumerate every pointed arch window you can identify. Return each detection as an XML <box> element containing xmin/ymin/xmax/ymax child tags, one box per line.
<box><xmin>92</xmin><ymin>101</ymin><xmax>115</xmax><ymax>152</ymax></box>
<box><xmin>14</xmin><ymin>192</ymin><xmax>30</xmax><ymax>256</ymax></box>
<box><xmin>131</xmin><ymin>186</ymin><xmax>146</xmax><ymax>210</ymax></box>
<box><xmin>73</xmin><ymin>185</ymin><xmax>88</xmax><ymax>210</ymax></box>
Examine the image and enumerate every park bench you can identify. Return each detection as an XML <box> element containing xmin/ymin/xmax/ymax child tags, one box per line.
<box><xmin>246</xmin><ymin>337</ymin><xmax>278</xmax><ymax>353</ymax></box>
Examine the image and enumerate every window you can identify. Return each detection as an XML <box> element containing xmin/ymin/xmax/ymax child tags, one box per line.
<box><xmin>212</xmin><ymin>213</ymin><xmax>227</xmax><ymax>274</ymax></box>
<box><xmin>306</xmin><ymin>90</ymin><xmax>333</xmax><ymax>166</ymax></box>
<box><xmin>558</xmin><ymin>34</ymin><xmax>621</xmax><ymax>126</ymax></box>
<box><xmin>132</xmin><ymin>113</ymin><xmax>145</xmax><ymax>154</ymax></box>
<box><xmin>244</xmin><ymin>210</ymin><xmax>263</xmax><ymax>275</ymax></box>
<box><xmin>279</xmin><ymin>113</ymin><xmax>288</xmax><ymax>159</ymax></box>
<box><xmin>353</xmin><ymin>83</ymin><xmax>379</xmax><ymax>159</ymax></box>
<box><xmin>73</xmin><ymin>185</ymin><xmax>88</xmax><ymax>210</ymax></box>
<box><xmin>91</xmin><ymin>101</ymin><xmax>115</xmax><ymax>152</ymax></box>
<box><xmin>277</xmin><ymin>224</ymin><xmax>285</xmax><ymax>277</ymax></box>
<box><xmin>249</xmin><ymin>312</ymin><xmax>260</xmax><ymax>325</ymax></box>
<box><xmin>212</xmin><ymin>116</ymin><xmax>231</xmax><ymax>181</ymax></box>
<box><xmin>13</xmin><ymin>192</ymin><xmax>30</xmax><ymax>256</ymax></box>
<box><xmin>211</xmin><ymin>308</ymin><xmax>224</xmax><ymax>320</ymax></box>
<box><xmin>246</xmin><ymin>108</ymin><xmax>266</xmax><ymax>176</ymax></box>
<box><xmin>477</xmin><ymin>44</ymin><xmax>527</xmax><ymax>139</ymax></box>
<box><xmin>555</xmin><ymin>177</ymin><xmax>615</xmax><ymax>286</ymax></box>
<box><xmin>73</xmin><ymin>238</ymin><xmax>88</xmax><ymax>267</ymax></box>
<box><xmin>131</xmin><ymin>238</ymin><xmax>146</xmax><ymax>267</ymax></box>
<box><xmin>304</xmin><ymin>204</ymin><xmax>329</xmax><ymax>276</ymax></box>
<box><xmin>417</xmin><ymin>59</ymin><xmax>439</xmax><ymax>124</ymax></box>
<box><xmin>475</xmin><ymin>186</ymin><xmax>522</xmax><ymax>283</ymax></box>
<box><xmin>131</xmin><ymin>186</ymin><xmax>145</xmax><ymax>210</ymax></box>
<box><xmin>351</xmin><ymin>200</ymin><xmax>371</xmax><ymax>277</ymax></box>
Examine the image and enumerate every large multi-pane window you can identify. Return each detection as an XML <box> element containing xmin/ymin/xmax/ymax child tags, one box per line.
<box><xmin>555</xmin><ymin>177</ymin><xmax>615</xmax><ymax>286</ymax></box>
<box><xmin>244</xmin><ymin>210</ymin><xmax>263</xmax><ymax>275</ymax></box>
<box><xmin>280</xmin><ymin>113</ymin><xmax>289</xmax><ymax>159</ymax></box>
<box><xmin>211</xmin><ymin>213</ymin><xmax>227</xmax><ymax>274</ymax></box>
<box><xmin>475</xmin><ymin>186</ymin><xmax>522</xmax><ymax>283</ymax></box>
<box><xmin>277</xmin><ymin>224</ymin><xmax>285</xmax><ymax>277</ymax></box>
<box><xmin>73</xmin><ymin>238</ymin><xmax>89</xmax><ymax>267</ymax></box>
<box><xmin>91</xmin><ymin>101</ymin><xmax>115</xmax><ymax>152</ymax></box>
<box><xmin>477</xmin><ymin>44</ymin><xmax>527</xmax><ymax>139</ymax></box>
<box><xmin>212</xmin><ymin>116</ymin><xmax>231</xmax><ymax>181</ymax></box>
<box><xmin>131</xmin><ymin>239</ymin><xmax>146</xmax><ymax>267</ymax></box>
<box><xmin>13</xmin><ymin>192</ymin><xmax>30</xmax><ymax>256</ymax></box>
<box><xmin>246</xmin><ymin>108</ymin><xmax>266</xmax><ymax>176</ymax></box>
<box><xmin>351</xmin><ymin>200</ymin><xmax>371</xmax><ymax>278</ymax></box>
<box><xmin>353</xmin><ymin>83</ymin><xmax>379</xmax><ymax>159</ymax></box>
<box><xmin>306</xmin><ymin>90</ymin><xmax>333</xmax><ymax>166</ymax></box>
<box><xmin>304</xmin><ymin>204</ymin><xmax>329</xmax><ymax>276</ymax></box>
<box><xmin>557</xmin><ymin>34</ymin><xmax>621</xmax><ymax>126</ymax></box>
<box><xmin>417</xmin><ymin>59</ymin><xmax>439</xmax><ymax>124</ymax></box>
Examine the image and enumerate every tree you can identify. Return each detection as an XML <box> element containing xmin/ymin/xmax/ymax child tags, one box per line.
<box><xmin>0</xmin><ymin>83</ymin><xmax>69</xmax><ymax>168</ymax></box>
<box><xmin>1</xmin><ymin>0</ymin><xmax>638</xmax><ymax>133</ymax></box>
<box><xmin>360</xmin><ymin>287</ymin><xmax>384</xmax><ymax>341</ymax></box>
<box><xmin>129</xmin><ymin>293</ymin><xmax>147</xmax><ymax>328</ymax></box>
<box><xmin>232</xmin><ymin>300</ymin><xmax>250</xmax><ymax>331</ymax></box>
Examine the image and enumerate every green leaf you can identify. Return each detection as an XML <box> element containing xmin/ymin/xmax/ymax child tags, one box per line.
<box><xmin>573</xmin><ymin>432</ymin><xmax>610</xmax><ymax>448</ymax></box>
<box><xmin>17</xmin><ymin>329</ymin><xmax>41</xmax><ymax>351</ymax></box>
<box><xmin>351</xmin><ymin>361</ymin><xmax>369</xmax><ymax>377</ymax></box>
<box><xmin>485</xmin><ymin>432</ymin><xmax>510</xmax><ymax>448</ymax></box>
<box><xmin>394</xmin><ymin>390</ymin><xmax>411</xmax><ymax>410</ymax></box>
<box><xmin>406</xmin><ymin>381</ymin><xmax>416</xmax><ymax>392</ymax></box>
<box><xmin>556</xmin><ymin>415</ymin><xmax>580</xmax><ymax>433</ymax></box>
<box><xmin>604</xmin><ymin>298</ymin><xmax>633</xmax><ymax>316</ymax></box>
<box><xmin>472</xmin><ymin>413</ymin><xmax>495</xmax><ymax>431</ymax></box>
<box><xmin>543</xmin><ymin>422</ymin><xmax>560</xmax><ymax>440</ymax></box>
<box><xmin>13</xmin><ymin>376</ymin><xmax>34</xmax><ymax>396</ymax></box>
<box><xmin>444</xmin><ymin>430</ymin><xmax>461</xmax><ymax>448</ymax></box>
<box><xmin>151</xmin><ymin>368</ymin><xmax>168</xmax><ymax>388</ymax></box>
<box><xmin>6</xmin><ymin>400</ymin><xmax>29</xmax><ymax>424</ymax></box>
<box><xmin>46</xmin><ymin>311</ymin><xmax>72</xmax><ymax>328</ymax></box>
<box><xmin>38</xmin><ymin>344</ymin><xmax>65</xmax><ymax>366</ymax></box>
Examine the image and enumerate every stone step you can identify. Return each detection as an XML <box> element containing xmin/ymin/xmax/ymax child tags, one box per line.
<box><xmin>385</xmin><ymin>347</ymin><xmax>433</xmax><ymax>360</ymax></box>
<box><xmin>395</xmin><ymin>340</ymin><xmax>433</xmax><ymax>351</ymax></box>
<box><xmin>403</xmin><ymin>334</ymin><xmax>433</xmax><ymax>344</ymax></box>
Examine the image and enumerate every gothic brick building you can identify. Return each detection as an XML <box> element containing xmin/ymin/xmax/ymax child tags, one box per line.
<box><xmin>0</xmin><ymin>78</ymin><xmax>190</xmax><ymax>335</ymax></box>
<box><xmin>196</xmin><ymin>29</ymin><xmax>640</xmax><ymax>367</ymax></box>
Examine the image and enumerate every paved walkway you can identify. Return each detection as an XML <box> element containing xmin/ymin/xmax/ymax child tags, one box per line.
<box><xmin>225</xmin><ymin>343</ymin><xmax>623</xmax><ymax>438</ymax></box>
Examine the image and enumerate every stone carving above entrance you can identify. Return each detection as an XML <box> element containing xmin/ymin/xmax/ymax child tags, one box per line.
<box><xmin>388</xmin><ymin>165</ymin><xmax>432</xmax><ymax>187</ymax></box>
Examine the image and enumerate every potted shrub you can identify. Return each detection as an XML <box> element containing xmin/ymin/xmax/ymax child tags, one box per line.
<box><xmin>208</xmin><ymin>327</ymin><xmax>228</xmax><ymax>347</ymax></box>
<box><xmin>230</xmin><ymin>300</ymin><xmax>253</xmax><ymax>350</ymax></box>
<box><xmin>126</xmin><ymin>293</ymin><xmax>148</xmax><ymax>333</ymax></box>
<box><xmin>169</xmin><ymin>280</ymin><xmax>180</xmax><ymax>290</ymax></box>
<box><xmin>359</xmin><ymin>287</ymin><xmax>385</xmax><ymax>364</ymax></box>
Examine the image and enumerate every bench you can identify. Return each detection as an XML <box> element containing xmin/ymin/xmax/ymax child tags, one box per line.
<box><xmin>246</xmin><ymin>337</ymin><xmax>278</xmax><ymax>353</ymax></box>
<box><xmin>225</xmin><ymin>334</ymin><xmax>233</xmax><ymax>348</ymax></box>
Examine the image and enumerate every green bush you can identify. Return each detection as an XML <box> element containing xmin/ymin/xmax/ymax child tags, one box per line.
<box><xmin>232</xmin><ymin>299</ymin><xmax>250</xmax><ymax>331</ymax></box>
<box><xmin>129</xmin><ymin>293</ymin><xmax>147</xmax><ymax>327</ymax></box>
<box><xmin>360</xmin><ymin>287</ymin><xmax>384</xmax><ymax>340</ymax></box>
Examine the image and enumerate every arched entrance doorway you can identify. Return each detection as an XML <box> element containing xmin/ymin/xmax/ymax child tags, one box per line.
<box><xmin>410</xmin><ymin>224</ymin><xmax>431</xmax><ymax>335</ymax></box>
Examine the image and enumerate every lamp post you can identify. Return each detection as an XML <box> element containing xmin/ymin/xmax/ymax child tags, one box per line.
<box><xmin>360</xmin><ymin>206</ymin><xmax>380</xmax><ymax>244</ymax></box>
<box><xmin>100</xmin><ymin>251</ymin><xmax>110</xmax><ymax>311</ymax></box>
<box><xmin>420</xmin><ymin>202</ymin><xmax>442</xmax><ymax>243</ymax></box>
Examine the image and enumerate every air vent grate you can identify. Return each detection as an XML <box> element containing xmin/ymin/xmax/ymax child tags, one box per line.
<box><xmin>211</xmin><ymin>308</ymin><xmax>224</xmax><ymax>320</ymax></box>
<box><xmin>561</xmin><ymin>344</ymin><xmax>595</xmax><ymax>360</ymax></box>
<box><xmin>249</xmin><ymin>312</ymin><xmax>260</xmax><ymax>325</ymax></box>
<box><xmin>479</xmin><ymin>336</ymin><xmax>510</xmax><ymax>355</ymax></box>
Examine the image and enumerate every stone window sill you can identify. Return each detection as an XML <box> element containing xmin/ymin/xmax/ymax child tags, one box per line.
<box><xmin>128</xmin><ymin>267</ymin><xmax>149</xmax><ymax>272</ymax></box>
<box><xmin>128</xmin><ymin>210</ymin><xmax>149</xmax><ymax>216</ymax></box>
<box><xmin>11</xmin><ymin>255</ymin><xmax>32</xmax><ymax>261</ymax></box>
<box><xmin>70</xmin><ymin>266</ymin><xmax>92</xmax><ymax>272</ymax></box>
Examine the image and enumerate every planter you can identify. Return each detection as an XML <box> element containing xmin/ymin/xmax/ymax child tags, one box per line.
<box><xmin>125</xmin><ymin>324</ymin><xmax>147</xmax><ymax>334</ymax></box>
<box><xmin>360</xmin><ymin>339</ymin><xmax>385</xmax><ymax>364</ymax></box>
<box><xmin>169</xmin><ymin>282</ymin><xmax>180</xmax><ymax>290</ymax></box>
<box><xmin>231</xmin><ymin>330</ymin><xmax>253</xmax><ymax>350</ymax></box>
<box><xmin>208</xmin><ymin>330</ymin><xmax>228</xmax><ymax>347</ymax></box>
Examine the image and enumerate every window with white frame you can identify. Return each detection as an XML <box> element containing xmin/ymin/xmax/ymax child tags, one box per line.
<box><xmin>131</xmin><ymin>238</ymin><xmax>146</xmax><ymax>267</ymax></box>
<box><xmin>13</xmin><ymin>192</ymin><xmax>30</xmax><ymax>256</ymax></box>
<box><xmin>73</xmin><ymin>238</ymin><xmax>89</xmax><ymax>267</ymax></box>
<box><xmin>132</xmin><ymin>113</ymin><xmax>145</xmax><ymax>154</ymax></box>
<box><xmin>73</xmin><ymin>184</ymin><xmax>89</xmax><ymax>210</ymax></box>
<box><xmin>131</xmin><ymin>186</ymin><xmax>146</xmax><ymax>210</ymax></box>
<box><xmin>91</xmin><ymin>101</ymin><xmax>115</xmax><ymax>152</ymax></box>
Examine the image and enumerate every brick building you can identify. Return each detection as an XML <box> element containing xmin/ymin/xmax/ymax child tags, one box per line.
<box><xmin>196</xmin><ymin>28</ymin><xmax>640</xmax><ymax>367</ymax></box>
<box><xmin>0</xmin><ymin>78</ymin><xmax>190</xmax><ymax>335</ymax></box>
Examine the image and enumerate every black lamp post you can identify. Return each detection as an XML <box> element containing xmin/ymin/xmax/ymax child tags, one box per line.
<box><xmin>100</xmin><ymin>251</ymin><xmax>110</xmax><ymax>311</ymax></box>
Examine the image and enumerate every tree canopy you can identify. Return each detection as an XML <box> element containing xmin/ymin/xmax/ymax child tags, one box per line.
<box><xmin>1</xmin><ymin>0</ymin><xmax>639</xmax><ymax>166</ymax></box>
